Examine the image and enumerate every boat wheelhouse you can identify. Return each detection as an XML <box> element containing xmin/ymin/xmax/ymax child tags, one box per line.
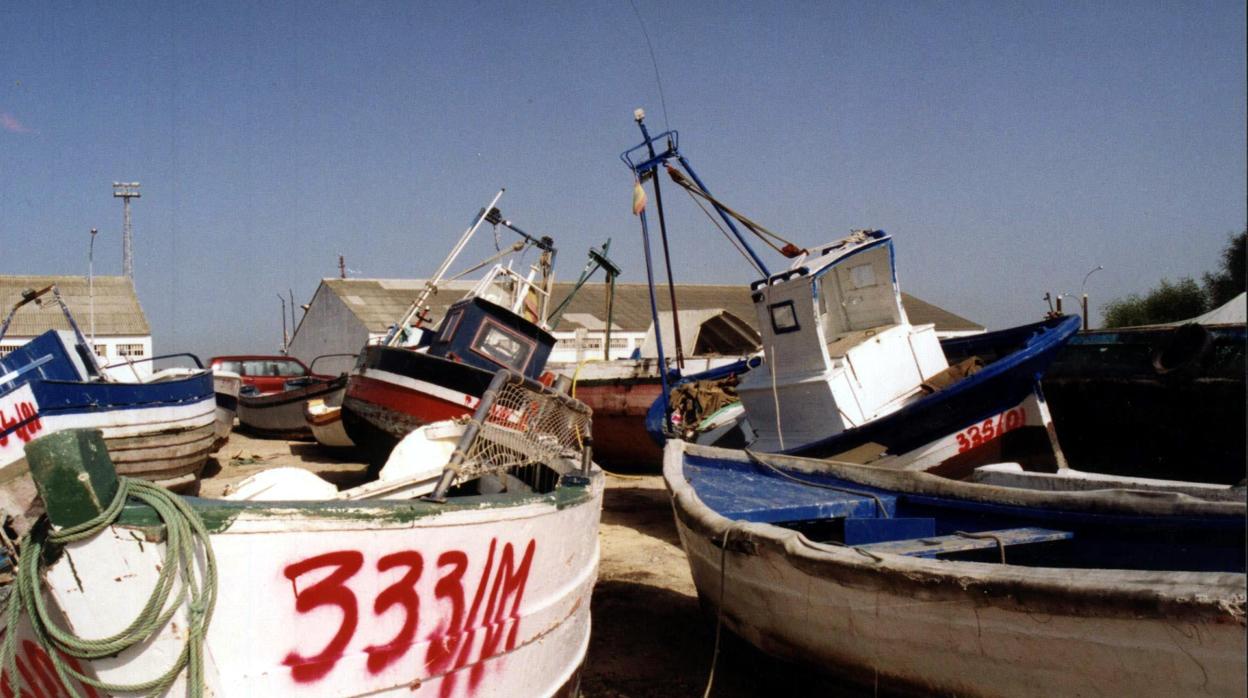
<box><xmin>736</xmin><ymin>229</ymin><xmax>948</xmax><ymax>452</ymax></box>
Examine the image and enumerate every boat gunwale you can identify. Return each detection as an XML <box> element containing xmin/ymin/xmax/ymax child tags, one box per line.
<box><xmin>664</xmin><ymin>441</ymin><xmax>1247</xmax><ymax>622</ymax></box>
<box><xmin>111</xmin><ymin>470</ymin><xmax>603</xmax><ymax>534</ymax></box>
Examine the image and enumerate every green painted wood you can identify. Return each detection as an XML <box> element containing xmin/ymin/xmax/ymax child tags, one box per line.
<box><xmin>25</xmin><ymin>428</ymin><xmax>120</xmax><ymax>529</ymax></box>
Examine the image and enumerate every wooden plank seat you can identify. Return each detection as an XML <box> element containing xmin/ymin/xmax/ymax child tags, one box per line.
<box><xmin>855</xmin><ymin>527</ymin><xmax>1073</xmax><ymax>558</ymax></box>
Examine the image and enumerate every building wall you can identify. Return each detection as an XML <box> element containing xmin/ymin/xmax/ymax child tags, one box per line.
<box><xmin>549</xmin><ymin>330</ymin><xmax>646</xmax><ymax>364</ymax></box>
<box><xmin>287</xmin><ymin>284</ymin><xmax>371</xmax><ymax>375</ymax></box>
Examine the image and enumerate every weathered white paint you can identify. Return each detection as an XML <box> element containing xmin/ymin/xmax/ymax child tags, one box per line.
<box><xmin>212</xmin><ymin>369</ymin><xmax>241</xmax><ymax>450</ymax></box>
<box><xmin>305</xmin><ymin>400</ymin><xmax>354</xmax><ymax>448</ymax></box>
<box><xmin>11</xmin><ymin>476</ymin><xmax>603</xmax><ymax>697</ymax></box>
<box><xmin>289</xmin><ymin>285</ymin><xmax>372</xmax><ymax>377</ymax></box>
<box><xmin>664</xmin><ymin>442</ymin><xmax>1247</xmax><ymax>697</ymax></box>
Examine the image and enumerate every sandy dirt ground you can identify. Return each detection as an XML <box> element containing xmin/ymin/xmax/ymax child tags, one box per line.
<box><xmin>204</xmin><ymin>430</ymin><xmax>859</xmax><ymax>697</ymax></box>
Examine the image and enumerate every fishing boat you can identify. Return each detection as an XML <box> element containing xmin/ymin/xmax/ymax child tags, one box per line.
<box><xmin>212</xmin><ymin>368</ymin><xmax>241</xmax><ymax>450</ymax></box>
<box><xmin>237</xmin><ymin>365</ymin><xmax>349</xmax><ymax>439</ymax></box>
<box><xmin>1043</xmin><ymin>319</ymin><xmax>1246</xmax><ymax>484</ymax></box>
<box><xmin>622</xmin><ymin>114</ymin><xmax>1079</xmax><ymax>476</ymax></box>
<box><xmin>304</xmin><ymin>398</ymin><xmax>354</xmax><ymax>448</ymax></box>
<box><xmin>342</xmin><ymin>191</ymin><xmax>560</xmax><ymax>466</ymax></box>
<box><xmin>2</xmin><ymin>369</ymin><xmax>602</xmax><ymax>697</ymax></box>
<box><xmin>0</xmin><ymin>285</ymin><xmax>215</xmax><ymax>532</ymax></box>
<box><xmin>665</xmin><ymin>440</ymin><xmax>1246</xmax><ymax>697</ymax></box>
<box><xmin>550</xmin><ymin>309</ymin><xmax>760</xmax><ymax>470</ymax></box>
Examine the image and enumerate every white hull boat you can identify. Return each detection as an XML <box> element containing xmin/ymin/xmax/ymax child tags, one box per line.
<box><xmin>664</xmin><ymin>441</ymin><xmax>1246</xmax><ymax>697</ymax></box>
<box><xmin>2</xmin><ymin>369</ymin><xmax>602</xmax><ymax>697</ymax></box>
<box><xmin>212</xmin><ymin>369</ymin><xmax>241</xmax><ymax>451</ymax></box>
<box><xmin>305</xmin><ymin>399</ymin><xmax>354</xmax><ymax>448</ymax></box>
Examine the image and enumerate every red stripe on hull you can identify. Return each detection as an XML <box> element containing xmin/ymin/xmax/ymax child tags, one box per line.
<box><xmin>347</xmin><ymin>374</ymin><xmax>475</xmax><ymax>427</ymax></box>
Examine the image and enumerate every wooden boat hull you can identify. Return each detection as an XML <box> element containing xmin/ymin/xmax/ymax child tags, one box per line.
<box><xmin>305</xmin><ymin>401</ymin><xmax>355</xmax><ymax>448</ymax></box>
<box><xmin>664</xmin><ymin>442</ymin><xmax>1247</xmax><ymax>697</ymax></box>
<box><xmin>342</xmin><ymin>347</ymin><xmax>496</xmax><ymax>462</ymax></box>
<box><xmin>0</xmin><ymin>373</ymin><xmax>216</xmax><ymax>528</ymax></box>
<box><xmin>212</xmin><ymin>370</ymin><xmax>241</xmax><ymax>450</ymax></box>
<box><xmin>2</xmin><ymin>470</ymin><xmax>604</xmax><ymax>697</ymax></box>
<box><xmin>237</xmin><ymin>375</ymin><xmax>347</xmax><ymax>439</ymax></box>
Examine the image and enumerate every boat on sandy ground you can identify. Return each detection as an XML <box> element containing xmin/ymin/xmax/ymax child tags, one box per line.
<box><xmin>621</xmin><ymin>117</ymin><xmax>1079</xmax><ymax>476</ymax></box>
<box><xmin>304</xmin><ymin>398</ymin><xmax>354</xmax><ymax>448</ymax></box>
<box><xmin>211</xmin><ymin>368</ymin><xmax>241</xmax><ymax>450</ymax></box>
<box><xmin>237</xmin><ymin>373</ymin><xmax>346</xmax><ymax>439</ymax></box>
<box><xmin>0</xmin><ymin>285</ymin><xmax>215</xmax><ymax>533</ymax></box>
<box><xmin>1</xmin><ymin>369</ymin><xmax>602</xmax><ymax>697</ymax></box>
<box><xmin>342</xmin><ymin>191</ymin><xmax>561</xmax><ymax>467</ymax></box>
<box><xmin>1043</xmin><ymin>317</ymin><xmax>1245</xmax><ymax>484</ymax></box>
<box><xmin>548</xmin><ymin>309</ymin><xmax>760</xmax><ymax>470</ymax></box>
<box><xmin>664</xmin><ymin>440</ymin><xmax>1246</xmax><ymax>697</ymax></box>
<box><xmin>236</xmin><ymin>355</ymin><xmax>355</xmax><ymax>439</ymax></box>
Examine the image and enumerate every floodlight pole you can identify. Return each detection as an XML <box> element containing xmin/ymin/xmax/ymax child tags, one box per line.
<box><xmin>113</xmin><ymin>182</ymin><xmax>141</xmax><ymax>282</ymax></box>
<box><xmin>1081</xmin><ymin>265</ymin><xmax>1104</xmax><ymax>331</ymax></box>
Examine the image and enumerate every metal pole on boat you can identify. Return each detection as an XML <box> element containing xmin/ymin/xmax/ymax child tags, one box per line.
<box><xmin>393</xmin><ymin>189</ymin><xmax>506</xmax><ymax>340</ymax></box>
<box><xmin>636</xmin><ymin>113</ymin><xmax>686</xmax><ymax>369</ymax></box>
<box><xmin>672</xmin><ymin>154</ymin><xmax>770</xmax><ymax>277</ymax></box>
<box><xmin>637</xmin><ymin>207</ymin><xmax>673</xmax><ymax>428</ymax></box>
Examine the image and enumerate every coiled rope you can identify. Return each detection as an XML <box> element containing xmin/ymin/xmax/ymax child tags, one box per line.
<box><xmin>2</xmin><ymin>477</ymin><xmax>218</xmax><ymax>697</ymax></box>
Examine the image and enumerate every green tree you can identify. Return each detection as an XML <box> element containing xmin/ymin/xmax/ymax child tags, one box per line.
<box><xmin>1102</xmin><ymin>277</ymin><xmax>1208</xmax><ymax>328</ymax></box>
<box><xmin>1100</xmin><ymin>227</ymin><xmax>1245</xmax><ymax>328</ymax></box>
<box><xmin>1202</xmin><ymin>228</ymin><xmax>1246</xmax><ymax>307</ymax></box>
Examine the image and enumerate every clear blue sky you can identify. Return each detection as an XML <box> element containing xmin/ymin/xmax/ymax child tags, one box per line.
<box><xmin>3</xmin><ymin>2</ymin><xmax>1244</xmax><ymax>356</ymax></box>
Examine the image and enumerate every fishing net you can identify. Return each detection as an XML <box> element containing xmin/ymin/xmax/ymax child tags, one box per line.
<box><xmin>449</xmin><ymin>373</ymin><xmax>592</xmax><ymax>486</ymax></box>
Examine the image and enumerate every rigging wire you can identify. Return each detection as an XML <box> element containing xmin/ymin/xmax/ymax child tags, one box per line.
<box><xmin>679</xmin><ymin>178</ymin><xmax>766</xmax><ymax>276</ymax></box>
<box><xmin>627</xmin><ymin>0</ymin><xmax>670</xmax><ymax>133</ymax></box>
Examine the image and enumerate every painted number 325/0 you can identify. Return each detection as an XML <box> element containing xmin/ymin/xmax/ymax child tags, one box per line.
<box><xmin>955</xmin><ymin>407</ymin><xmax>1025</xmax><ymax>453</ymax></box>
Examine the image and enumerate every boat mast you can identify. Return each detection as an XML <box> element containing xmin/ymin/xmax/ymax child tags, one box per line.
<box><xmin>621</xmin><ymin>111</ymin><xmax>772</xmax><ymax>427</ymax></box>
<box><xmin>389</xmin><ymin>189</ymin><xmax>505</xmax><ymax>345</ymax></box>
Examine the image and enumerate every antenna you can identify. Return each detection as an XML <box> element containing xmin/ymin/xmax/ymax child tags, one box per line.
<box><xmin>112</xmin><ymin>182</ymin><xmax>141</xmax><ymax>281</ymax></box>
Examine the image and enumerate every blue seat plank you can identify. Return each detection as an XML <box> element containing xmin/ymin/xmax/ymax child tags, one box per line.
<box><xmin>844</xmin><ymin>517</ymin><xmax>935</xmax><ymax>546</ymax></box>
<box><xmin>856</xmin><ymin>527</ymin><xmax>1073</xmax><ymax>558</ymax></box>
<box><xmin>685</xmin><ymin>460</ymin><xmax>895</xmax><ymax>523</ymax></box>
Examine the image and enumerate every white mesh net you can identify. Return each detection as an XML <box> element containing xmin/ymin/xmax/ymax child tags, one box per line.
<box><xmin>450</xmin><ymin>376</ymin><xmax>592</xmax><ymax>485</ymax></box>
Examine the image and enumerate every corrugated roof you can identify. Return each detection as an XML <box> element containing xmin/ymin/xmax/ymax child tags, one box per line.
<box><xmin>0</xmin><ymin>275</ymin><xmax>150</xmax><ymax>337</ymax></box>
<box><xmin>317</xmin><ymin>278</ymin><xmax>983</xmax><ymax>334</ymax></box>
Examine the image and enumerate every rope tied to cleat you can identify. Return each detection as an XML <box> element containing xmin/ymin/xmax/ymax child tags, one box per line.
<box><xmin>2</xmin><ymin>476</ymin><xmax>218</xmax><ymax>697</ymax></box>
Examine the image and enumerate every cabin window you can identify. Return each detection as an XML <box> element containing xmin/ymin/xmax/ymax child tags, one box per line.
<box><xmin>438</xmin><ymin>309</ymin><xmax>464</xmax><ymax>343</ymax></box>
<box><xmin>849</xmin><ymin>263</ymin><xmax>877</xmax><ymax>289</ymax></box>
<box><xmin>768</xmin><ymin>301</ymin><xmax>800</xmax><ymax>334</ymax></box>
<box><xmin>470</xmin><ymin>320</ymin><xmax>535</xmax><ymax>371</ymax></box>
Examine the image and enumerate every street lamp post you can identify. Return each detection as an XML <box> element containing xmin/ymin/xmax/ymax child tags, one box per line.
<box><xmin>1081</xmin><ymin>265</ymin><xmax>1105</xmax><ymax>331</ymax></box>
<box><xmin>89</xmin><ymin>228</ymin><xmax>99</xmax><ymax>349</ymax></box>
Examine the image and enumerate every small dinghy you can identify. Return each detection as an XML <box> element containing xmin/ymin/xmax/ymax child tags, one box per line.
<box><xmin>1</xmin><ymin>369</ymin><xmax>602</xmax><ymax>697</ymax></box>
<box><xmin>237</xmin><ymin>373</ymin><xmax>347</xmax><ymax>439</ymax></box>
<box><xmin>0</xmin><ymin>285</ymin><xmax>215</xmax><ymax>532</ymax></box>
<box><xmin>304</xmin><ymin>398</ymin><xmax>355</xmax><ymax>448</ymax></box>
<box><xmin>664</xmin><ymin>440</ymin><xmax>1246</xmax><ymax>697</ymax></box>
<box><xmin>211</xmin><ymin>368</ymin><xmax>241</xmax><ymax>450</ymax></box>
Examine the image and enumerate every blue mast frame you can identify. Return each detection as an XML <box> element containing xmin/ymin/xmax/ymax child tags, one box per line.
<box><xmin>620</xmin><ymin>116</ymin><xmax>772</xmax><ymax>430</ymax></box>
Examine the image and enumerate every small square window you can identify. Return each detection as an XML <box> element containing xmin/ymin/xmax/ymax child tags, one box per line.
<box><xmin>849</xmin><ymin>263</ymin><xmax>877</xmax><ymax>289</ymax></box>
<box><xmin>769</xmin><ymin>301</ymin><xmax>800</xmax><ymax>334</ymax></box>
<box><xmin>471</xmin><ymin>321</ymin><xmax>535</xmax><ymax>371</ymax></box>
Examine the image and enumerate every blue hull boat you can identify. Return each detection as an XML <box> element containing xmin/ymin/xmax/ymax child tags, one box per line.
<box><xmin>1</xmin><ymin>287</ymin><xmax>215</xmax><ymax>531</ymax></box>
<box><xmin>650</xmin><ymin>315</ymin><xmax>1081</xmax><ymax>477</ymax></box>
<box><xmin>665</xmin><ymin>441</ymin><xmax>1246</xmax><ymax>696</ymax></box>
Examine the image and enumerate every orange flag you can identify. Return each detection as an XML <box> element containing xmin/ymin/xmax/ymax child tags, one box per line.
<box><xmin>632</xmin><ymin>179</ymin><xmax>647</xmax><ymax>215</ymax></box>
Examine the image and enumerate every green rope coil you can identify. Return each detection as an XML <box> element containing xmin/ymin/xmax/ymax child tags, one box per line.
<box><xmin>2</xmin><ymin>477</ymin><xmax>218</xmax><ymax>697</ymax></box>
